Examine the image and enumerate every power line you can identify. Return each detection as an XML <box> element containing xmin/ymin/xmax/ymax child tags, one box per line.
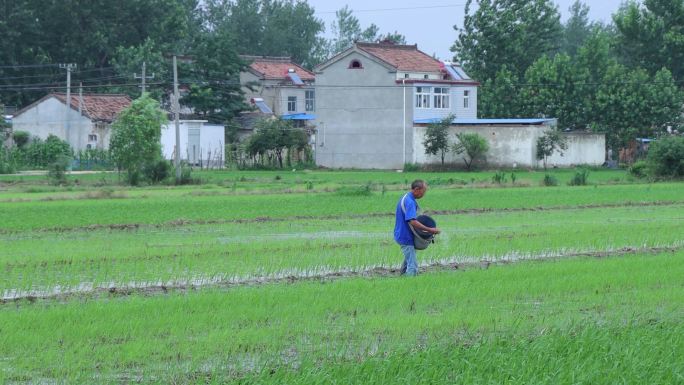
<box><xmin>316</xmin><ymin>4</ymin><xmax>466</xmax><ymax>15</ymax></box>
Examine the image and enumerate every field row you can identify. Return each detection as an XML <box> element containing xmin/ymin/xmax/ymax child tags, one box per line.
<box><xmin>2</xmin><ymin>203</ymin><xmax>683</xmax><ymax>296</ymax></box>
<box><xmin>1</xmin><ymin>251</ymin><xmax>682</xmax><ymax>383</ymax></box>
<box><xmin>1</xmin><ymin>183</ymin><xmax>681</xmax><ymax>231</ymax></box>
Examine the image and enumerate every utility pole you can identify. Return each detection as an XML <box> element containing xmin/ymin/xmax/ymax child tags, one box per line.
<box><xmin>59</xmin><ymin>63</ymin><xmax>77</xmax><ymax>142</ymax></box>
<box><xmin>173</xmin><ymin>56</ymin><xmax>181</xmax><ymax>183</ymax></box>
<box><xmin>134</xmin><ymin>62</ymin><xmax>155</xmax><ymax>96</ymax></box>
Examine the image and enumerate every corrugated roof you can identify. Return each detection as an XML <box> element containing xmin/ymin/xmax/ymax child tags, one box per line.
<box><xmin>246</xmin><ymin>57</ymin><xmax>315</xmax><ymax>81</ymax></box>
<box><xmin>53</xmin><ymin>93</ymin><xmax>131</xmax><ymax>122</ymax></box>
<box><xmin>356</xmin><ymin>42</ymin><xmax>443</xmax><ymax>72</ymax></box>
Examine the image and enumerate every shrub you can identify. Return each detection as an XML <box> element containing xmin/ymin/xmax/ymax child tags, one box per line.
<box><xmin>568</xmin><ymin>168</ymin><xmax>590</xmax><ymax>186</ymax></box>
<box><xmin>628</xmin><ymin>161</ymin><xmax>649</xmax><ymax>178</ymax></box>
<box><xmin>12</xmin><ymin>131</ymin><xmax>30</xmax><ymax>148</ymax></box>
<box><xmin>492</xmin><ymin>171</ymin><xmax>507</xmax><ymax>184</ymax></box>
<box><xmin>646</xmin><ymin>136</ymin><xmax>684</xmax><ymax>178</ymax></box>
<box><xmin>542</xmin><ymin>174</ymin><xmax>558</xmax><ymax>186</ymax></box>
<box><xmin>453</xmin><ymin>132</ymin><xmax>489</xmax><ymax>171</ymax></box>
<box><xmin>0</xmin><ymin>147</ymin><xmax>17</xmax><ymax>174</ymax></box>
<box><xmin>403</xmin><ymin>163</ymin><xmax>420</xmax><ymax>172</ymax></box>
<box><xmin>47</xmin><ymin>155</ymin><xmax>71</xmax><ymax>185</ymax></box>
<box><xmin>142</xmin><ymin>158</ymin><xmax>172</xmax><ymax>184</ymax></box>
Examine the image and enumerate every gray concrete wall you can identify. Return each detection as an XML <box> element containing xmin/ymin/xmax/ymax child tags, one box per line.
<box><xmin>315</xmin><ymin>51</ymin><xmax>411</xmax><ymax>169</ymax></box>
<box><xmin>414</xmin><ymin>124</ymin><xmax>606</xmax><ymax>168</ymax></box>
<box><xmin>546</xmin><ymin>133</ymin><xmax>605</xmax><ymax>167</ymax></box>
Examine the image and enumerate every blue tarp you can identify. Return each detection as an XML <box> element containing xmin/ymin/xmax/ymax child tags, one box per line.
<box><xmin>414</xmin><ymin>118</ymin><xmax>555</xmax><ymax>125</ymax></box>
<box><xmin>281</xmin><ymin>113</ymin><xmax>316</xmax><ymax>120</ymax></box>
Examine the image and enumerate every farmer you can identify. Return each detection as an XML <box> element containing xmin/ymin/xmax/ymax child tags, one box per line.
<box><xmin>394</xmin><ymin>179</ymin><xmax>440</xmax><ymax>276</ymax></box>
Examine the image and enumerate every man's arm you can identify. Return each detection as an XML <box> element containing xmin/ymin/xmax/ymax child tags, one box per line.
<box><xmin>409</xmin><ymin>219</ymin><xmax>440</xmax><ymax>235</ymax></box>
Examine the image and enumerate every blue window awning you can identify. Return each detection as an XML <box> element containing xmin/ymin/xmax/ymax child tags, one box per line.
<box><xmin>281</xmin><ymin>113</ymin><xmax>316</xmax><ymax>120</ymax></box>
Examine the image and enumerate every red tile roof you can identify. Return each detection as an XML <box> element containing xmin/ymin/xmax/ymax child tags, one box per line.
<box><xmin>357</xmin><ymin>42</ymin><xmax>443</xmax><ymax>72</ymax></box>
<box><xmin>245</xmin><ymin>56</ymin><xmax>315</xmax><ymax>81</ymax></box>
<box><xmin>53</xmin><ymin>93</ymin><xmax>131</xmax><ymax>122</ymax></box>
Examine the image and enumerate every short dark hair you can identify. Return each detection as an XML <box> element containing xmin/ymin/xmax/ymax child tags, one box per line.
<box><xmin>411</xmin><ymin>179</ymin><xmax>425</xmax><ymax>190</ymax></box>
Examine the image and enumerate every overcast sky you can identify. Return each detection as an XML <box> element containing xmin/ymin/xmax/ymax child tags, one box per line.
<box><xmin>307</xmin><ymin>0</ymin><xmax>629</xmax><ymax>60</ymax></box>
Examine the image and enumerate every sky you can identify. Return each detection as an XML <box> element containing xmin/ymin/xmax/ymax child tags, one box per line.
<box><xmin>307</xmin><ymin>0</ymin><xmax>629</xmax><ymax>60</ymax></box>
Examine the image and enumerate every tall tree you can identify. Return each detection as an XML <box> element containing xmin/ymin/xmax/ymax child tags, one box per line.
<box><xmin>206</xmin><ymin>0</ymin><xmax>325</xmax><ymax>68</ymax></box>
<box><xmin>184</xmin><ymin>29</ymin><xmax>248</xmax><ymax>124</ymax></box>
<box><xmin>560</xmin><ymin>1</ymin><xmax>594</xmax><ymax>56</ymax></box>
<box><xmin>614</xmin><ymin>0</ymin><xmax>684</xmax><ymax>80</ymax></box>
<box><xmin>478</xmin><ymin>66</ymin><xmax>524</xmax><ymax>118</ymax></box>
<box><xmin>0</xmin><ymin>0</ymin><xmax>200</xmax><ymax>106</ymax></box>
<box><xmin>522</xmin><ymin>53</ymin><xmax>588</xmax><ymax>130</ymax></box>
<box><xmin>452</xmin><ymin>0</ymin><xmax>562</xmax><ymax>82</ymax></box>
<box><xmin>593</xmin><ymin>65</ymin><xmax>683</xmax><ymax>151</ymax></box>
<box><xmin>325</xmin><ymin>6</ymin><xmax>407</xmax><ymax>58</ymax></box>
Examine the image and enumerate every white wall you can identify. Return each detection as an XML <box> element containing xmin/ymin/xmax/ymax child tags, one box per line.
<box><xmin>161</xmin><ymin>120</ymin><xmax>225</xmax><ymax>166</ymax></box>
<box><xmin>414</xmin><ymin>124</ymin><xmax>605</xmax><ymax>168</ymax></box>
<box><xmin>545</xmin><ymin>133</ymin><xmax>606</xmax><ymax>167</ymax></box>
<box><xmin>11</xmin><ymin>97</ymin><xmax>100</xmax><ymax>151</ymax></box>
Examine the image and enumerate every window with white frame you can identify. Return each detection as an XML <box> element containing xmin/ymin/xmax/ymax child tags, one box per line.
<box><xmin>433</xmin><ymin>87</ymin><xmax>450</xmax><ymax>109</ymax></box>
<box><xmin>463</xmin><ymin>90</ymin><xmax>470</xmax><ymax>109</ymax></box>
<box><xmin>287</xmin><ymin>96</ymin><xmax>297</xmax><ymax>112</ymax></box>
<box><xmin>415</xmin><ymin>86</ymin><xmax>430</xmax><ymax>108</ymax></box>
<box><xmin>305</xmin><ymin>90</ymin><xmax>315</xmax><ymax>112</ymax></box>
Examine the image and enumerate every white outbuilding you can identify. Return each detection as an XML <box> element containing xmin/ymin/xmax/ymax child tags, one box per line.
<box><xmin>161</xmin><ymin>120</ymin><xmax>225</xmax><ymax>167</ymax></box>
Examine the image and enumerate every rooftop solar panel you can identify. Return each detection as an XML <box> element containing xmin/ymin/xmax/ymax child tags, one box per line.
<box><xmin>251</xmin><ymin>98</ymin><xmax>273</xmax><ymax>114</ymax></box>
<box><xmin>287</xmin><ymin>72</ymin><xmax>304</xmax><ymax>85</ymax></box>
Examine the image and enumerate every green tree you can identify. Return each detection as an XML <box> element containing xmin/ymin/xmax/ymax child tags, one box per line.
<box><xmin>109</xmin><ymin>95</ymin><xmax>166</xmax><ymax>185</ymax></box>
<box><xmin>647</xmin><ymin>136</ymin><xmax>684</xmax><ymax>177</ymax></box>
<box><xmin>205</xmin><ymin>0</ymin><xmax>325</xmax><ymax>68</ymax></box>
<box><xmin>614</xmin><ymin>0</ymin><xmax>684</xmax><ymax>80</ymax></box>
<box><xmin>478</xmin><ymin>66</ymin><xmax>524</xmax><ymax>118</ymax></box>
<box><xmin>522</xmin><ymin>53</ymin><xmax>587</xmax><ymax>130</ymax></box>
<box><xmin>0</xmin><ymin>0</ymin><xmax>199</xmax><ymax>106</ymax></box>
<box><xmin>324</xmin><ymin>6</ymin><xmax>407</xmax><ymax>58</ymax></box>
<box><xmin>453</xmin><ymin>132</ymin><xmax>489</xmax><ymax>171</ymax></box>
<box><xmin>183</xmin><ymin>29</ymin><xmax>248</xmax><ymax>124</ymax></box>
<box><xmin>452</xmin><ymin>0</ymin><xmax>562</xmax><ymax>82</ymax></box>
<box><xmin>593</xmin><ymin>65</ymin><xmax>683</xmax><ymax>151</ymax></box>
<box><xmin>247</xmin><ymin>118</ymin><xmax>307</xmax><ymax>168</ymax></box>
<box><xmin>560</xmin><ymin>1</ymin><xmax>594</xmax><ymax>56</ymax></box>
<box><xmin>423</xmin><ymin>115</ymin><xmax>453</xmax><ymax>165</ymax></box>
<box><xmin>536</xmin><ymin>130</ymin><xmax>568</xmax><ymax>169</ymax></box>
<box><xmin>110</xmin><ymin>38</ymin><xmax>170</xmax><ymax>100</ymax></box>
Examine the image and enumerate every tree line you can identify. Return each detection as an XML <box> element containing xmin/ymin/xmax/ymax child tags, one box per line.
<box><xmin>453</xmin><ymin>0</ymin><xmax>684</xmax><ymax>153</ymax></box>
<box><xmin>2</xmin><ymin>0</ymin><xmax>684</xmax><ymax>156</ymax></box>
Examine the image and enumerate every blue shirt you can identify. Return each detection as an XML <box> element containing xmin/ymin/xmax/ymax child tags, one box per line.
<box><xmin>394</xmin><ymin>192</ymin><xmax>419</xmax><ymax>245</ymax></box>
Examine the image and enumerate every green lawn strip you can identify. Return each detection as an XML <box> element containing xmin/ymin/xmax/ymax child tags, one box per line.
<box><xmin>1</xmin><ymin>183</ymin><xmax>680</xmax><ymax>232</ymax></box>
<box><xmin>1</xmin><ymin>251</ymin><xmax>682</xmax><ymax>383</ymax></box>
<box><xmin>2</xmin><ymin>204</ymin><xmax>683</xmax><ymax>292</ymax></box>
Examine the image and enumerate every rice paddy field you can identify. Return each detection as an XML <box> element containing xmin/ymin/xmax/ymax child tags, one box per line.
<box><xmin>1</xmin><ymin>169</ymin><xmax>683</xmax><ymax>384</ymax></box>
